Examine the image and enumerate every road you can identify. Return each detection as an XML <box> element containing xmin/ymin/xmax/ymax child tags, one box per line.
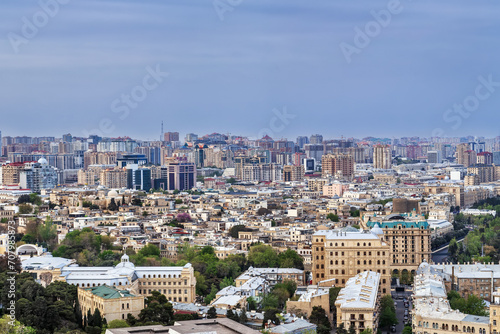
<box><xmin>431</xmin><ymin>237</ymin><xmax>466</xmax><ymax>264</ymax></box>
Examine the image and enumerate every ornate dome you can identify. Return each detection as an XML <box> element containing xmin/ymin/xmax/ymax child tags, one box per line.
<box><xmin>108</xmin><ymin>190</ymin><xmax>119</xmax><ymax>197</ymax></box>
<box><xmin>38</xmin><ymin>157</ymin><xmax>48</xmax><ymax>165</ymax></box>
<box><xmin>370</xmin><ymin>223</ymin><xmax>384</xmax><ymax>235</ymax></box>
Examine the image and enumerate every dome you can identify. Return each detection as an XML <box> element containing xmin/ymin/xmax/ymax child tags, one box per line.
<box><xmin>115</xmin><ymin>253</ymin><xmax>135</xmax><ymax>269</ymax></box>
<box><xmin>38</xmin><ymin>157</ymin><xmax>48</xmax><ymax>165</ymax></box>
<box><xmin>370</xmin><ymin>223</ymin><xmax>384</xmax><ymax>235</ymax></box>
<box><xmin>108</xmin><ymin>190</ymin><xmax>119</xmax><ymax>197</ymax></box>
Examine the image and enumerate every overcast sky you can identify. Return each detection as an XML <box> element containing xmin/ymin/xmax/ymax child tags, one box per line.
<box><xmin>1</xmin><ymin>0</ymin><xmax>499</xmax><ymax>141</ymax></box>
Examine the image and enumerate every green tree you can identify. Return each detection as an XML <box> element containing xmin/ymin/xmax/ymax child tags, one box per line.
<box><xmin>379</xmin><ymin>307</ymin><xmax>398</xmax><ymax>330</ymax></box>
<box><xmin>239</xmin><ymin>310</ymin><xmax>248</xmax><ymax>324</ymax></box>
<box><xmin>326</xmin><ymin>213</ymin><xmax>339</xmax><ymax>222</ymax></box>
<box><xmin>262</xmin><ymin>308</ymin><xmax>280</xmax><ymax>327</ymax></box>
<box><xmin>448</xmin><ymin>238</ymin><xmax>459</xmax><ymax>261</ymax></box>
<box><xmin>107</xmin><ymin>319</ymin><xmax>129</xmax><ymax>328</ymax></box>
<box><xmin>402</xmin><ymin>325</ymin><xmax>413</xmax><ymax>334</ymax></box>
<box><xmin>229</xmin><ymin>225</ymin><xmax>249</xmax><ymax>239</ymax></box>
<box><xmin>361</xmin><ymin>329</ymin><xmax>373</xmax><ymax>334</ymax></box>
<box><xmin>107</xmin><ymin>198</ymin><xmax>119</xmax><ymax>211</ymax></box>
<box><xmin>309</xmin><ymin>306</ymin><xmax>331</xmax><ymax>334</ymax></box>
<box><xmin>248</xmin><ymin>244</ymin><xmax>279</xmax><ymax>267</ymax></box>
<box><xmin>19</xmin><ymin>204</ymin><xmax>33</xmax><ymax>215</ymax></box>
<box><xmin>278</xmin><ymin>249</ymin><xmax>304</xmax><ymax>269</ymax></box>
<box><xmin>138</xmin><ymin>291</ymin><xmax>174</xmax><ymax>325</ymax></box>
<box><xmin>337</xmin><ymin>323</ymin><xmax>348</xmax><ymax>334</ymax></box>
<box><xmin>207</xmin><ymin>307</ymin><xmax>217</xmax><ymax>319</ymax></box>
<box><xmin>204</xmin><ymin>284</ymin><xmax>218</xmax><ymax>305</ymax></box>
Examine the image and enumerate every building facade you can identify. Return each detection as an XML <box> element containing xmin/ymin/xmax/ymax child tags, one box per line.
<box><xmin>312</xmin><ymin>226</ymin><xmax>391</xmax><ymax>294</ymax></box>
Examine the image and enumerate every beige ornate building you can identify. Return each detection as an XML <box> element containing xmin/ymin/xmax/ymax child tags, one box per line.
<box><xmin>78</xmin><ymin>285</ymin><xmax>144</xmax><ymax>322</ymax></box>
<box><xmin>413</xmin><ymin>261</ymin><xmax>491</xmax><ymax>334</ymax></box>
<box><xmin>362</xmin><ymin>213</ymin><xmax>431</xmax><ymax>275</ymax></box>
<box><xmin>312</xmin><ymin>226</ymin><xmax>391</xmax><ymax>294</ymax></box>
<box><xmin>22</xmin><ymin>255</ymin><xmax>197</xmax><ymax>303</ymax></box>
<box><xmin>335</xmin><ymin>271</ymin><xmax>381</xmax><ymax>334</ymax></box>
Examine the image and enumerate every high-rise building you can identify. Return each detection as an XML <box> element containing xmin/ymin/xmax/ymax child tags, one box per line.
<box><xmin>283</xmin><ymin>165</ymin><xmax>304</xmax><ymax>182</ymax></box>
<box><xmin>477</xmin><ymin>152</ymin><xmax>493</xmax><ymax>165</ymax></box>
<box><xmin>467</xmin><ymin>164</ymin><xmax>495</xmax><ymax>184</ymax></box>
<box><xmin>373</xmin><ymin>144</ymin><xmax>392</xmax><ymax>169</ymax></box>
<box><xmin>62</xmin><ymin>133</ymin><xmax>73</xmax><ymax>142</ymax></box>
<box><xmin>296</xmin><ymin>136</ymin><xmax>309</xmax><ymax>149</ymax></box>
<box><xmin>163</xmin><ymin>132</ymin><xmax>180</xmax><ymax>142</ymax></box>
<box><xmin>494</xmin><ymin>152</ymin><xmax>500</xmax><ymax>165</ymax></box>
<box><xmin>321</xmin><ymin>154</ymin><xmax>354</xmax><ymax>179</ymax></box>
<box><xmin>84</xmin><ymin>152</ymin><xmax>118</xmax><ymax>169</ymax></box>
<box><xmin>310</xmin><ymin>134</ymin><xmax>323</xmax><ymax>144</ymax></box>
<box><xmin>241</xmin><ymin>163</ymin><xmax>282</xmax><ymax>182</ymax></box>
<box><xmin>127</xmin><ymin>168</ymin><xmax>152</xmax><ymax>191</ymax></box>
<box><xmin>427</xmin><ymin>150</ymin><xmax>442</xmax><ymax>164</ymax></box>
<box><xmin>304</xmin><ymin>144</ymin><xmax>324</xmax><ymax>162</ymax></box>
<box><xmin>100</xmin><ymin>168</ymin><xmax>128</xmax><ymax>188</ymax></box>
<box><xmin>185</xmin><ymin>133</ymin><xmax>198</xmax><ymax>143</ymax></box>
<box><xmin>19</xmin><ymin>158</ymin><xmax>58</xmax><ymax>192</ymax></box>
<box><xmin>0</xmin><ymin>162</ymin><xmax>26</xmax><ymax>186</ymax></box>
<box><xmin>153</xmin><ymin>160</ymin><xmax>196</xmax><ymax>191</ymax></box>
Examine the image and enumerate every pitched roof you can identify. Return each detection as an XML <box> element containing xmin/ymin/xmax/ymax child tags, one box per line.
<box><xmin>84</xmin><ymin>284</ymin><xmax>135</xmax><ymax>299</ymax></box>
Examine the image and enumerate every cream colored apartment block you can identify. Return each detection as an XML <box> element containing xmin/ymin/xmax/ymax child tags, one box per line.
<box><xmin>312</xmin><ymin>227</ymin><xmax>391</xmax><ymax>294</ymax></box>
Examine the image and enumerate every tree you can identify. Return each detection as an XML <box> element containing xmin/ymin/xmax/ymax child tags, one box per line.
<box><xmin>361</xmin><ymin>329</ymin><xmax>373</xmax><ymax>334</ymax></box>
<box><xmin>278</xmin><ymin>249</ymin><xmax>304</xmax><ymax>269</ymax></box>
<box><xmin>207</xmin><ymin>307</ymin><xmax>217</xmax><ymax>319</ymax></box>
<box><xmin>226</xmin><ymin>309</ymin><xmax>239</xmax><ymax>322</ymax></box>
<box><xmin>402</xmin><ymin>325</ymin><xmax>413</xmax><ymax>334</ymax></box>
<box><xmin>248</xmin><ymin>244</ymin><xmax>279</xmax><ymax>267</ymax></box>
<box><xmin>448</xmin><ymin>238</ymin><xmax>459</xmax><ymax>261</ymax></box>
<box><xmin>309</xmin><ymin>306</ymin><xmax>331</xmax><ymax>334</ymax></box>
<box><xmin>326</xmin><ymin>213</ymin><xmax>339</xmax><ymax>222</ymax></box>
<box><xmin>107</xmin><ymin>198</ymin><xmax>119</xmax><ymax>211</ymax></box>
<box><xmin>138</xmin><ymin>291</ymin><xmax>174</xmax><ymax>325</ymax></box>
<box><xmin>379</xmin><ymin>307</ymin><xmax>398</xmax><ymax>330</ymax></box>
<box><xmin>262</xmin><ymin>308</ymin><xmax>280</xmax><ymax>327</ymax></box>
<box><xmin>247</xmin><ymin>297</ymin><xmax>257</xmax><ymax>311</ymax></box>
<box><xmin>19</xmin><ymin>204</ymin><xmax>33</xmax><ymax>215</ymax></box>
<box><xmin>239</xmin><ymin>311</ymin><xmax>248</xmax><ymax>324</ymax></box>
<box><xmin>204</xmin><ymin>284</ymin><xmax>218</xmax><ymax>305</ymax></box>
<box><xmin>107</xmin><ymin>320</ymin><xmax>129</xmax><ymax>328</ymax></box>
<box><xmin>229</xmin><ymin>225</ymin><xmax>249</xmax><ymax>239</ymax></box>
<box><xmin>337</xmin><ymin>323</ymin><xmax>348</xmax><ymax>334</ymax></box>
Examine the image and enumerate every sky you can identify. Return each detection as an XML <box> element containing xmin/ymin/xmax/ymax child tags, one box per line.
<box><xmin>0</xmin><ymin>0</ymin><xmax>499</xmax><ymax>141</ymax></box>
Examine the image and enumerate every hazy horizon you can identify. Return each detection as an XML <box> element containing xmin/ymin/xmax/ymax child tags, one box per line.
<box><xmin>1</xmin><ymin>0</ymin><xmax>499</xmax><ymax>140</ymax></box>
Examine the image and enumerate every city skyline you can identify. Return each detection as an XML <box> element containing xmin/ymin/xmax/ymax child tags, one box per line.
<box><xmin>1</xmin><ymin>0</ymin><xmax>500</xmax><ymax>139</ymax></box>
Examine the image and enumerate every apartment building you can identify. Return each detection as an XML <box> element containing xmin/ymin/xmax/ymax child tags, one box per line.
<box><xmin>312</xmin><ymin>226</ymin><xmax>391</xmax><ymax>294</ymax></box>
<box><xmin>335</xmin><ymin>271</ymin><xmax>381</xmax><ymax>334</ymax></box>
<box><xmin>373</xmin><ymin>144</ymin><xmax>392</xmax><ymax>169</ymax></box>
<box><xmin>363</xmin><ymin>213</ymin><xmax>431</xmax><ymax>274</ymax></box>
<box><xmin>321</xmin><ymin>154</ymin><xmax>355</xmax><ymax>179</ymax></box>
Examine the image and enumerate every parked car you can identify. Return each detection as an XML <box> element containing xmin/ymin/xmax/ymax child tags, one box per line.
<box><xmin>391</xmin><ymin>325</ymin><xmax>397</xmax><ymax>332</ymax></box>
